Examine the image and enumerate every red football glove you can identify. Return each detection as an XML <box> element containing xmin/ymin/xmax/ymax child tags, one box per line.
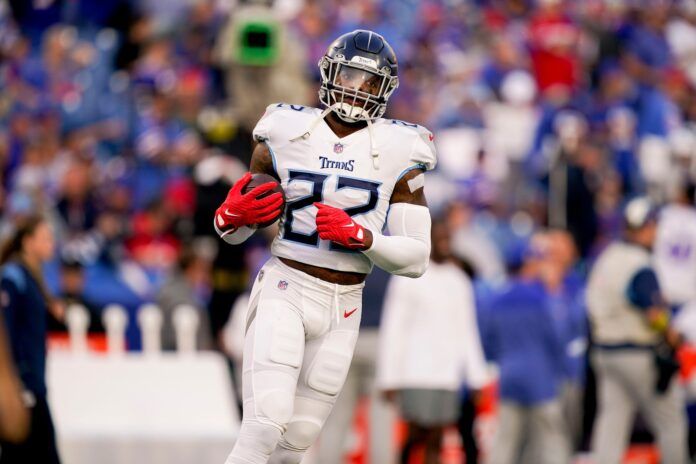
<box><xmin>314</xmin><ymin>202</ymin><xmax>366</xmax><ymax>249</ymax></box>
<box><xmin>215</xmin><ymin>172</ymin><xmax>283</xmax><ymax>232</ymax></box>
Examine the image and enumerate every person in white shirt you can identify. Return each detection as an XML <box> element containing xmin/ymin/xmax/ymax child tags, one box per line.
<box><xmin>654</xmin><ymin>182</ymin><xmax>696</xmax><ymax>307</ymax></box>
<box><xmin>377</xmin><ymin>219</ymin><xmax>488</xmax><ymax>464</ymax></box>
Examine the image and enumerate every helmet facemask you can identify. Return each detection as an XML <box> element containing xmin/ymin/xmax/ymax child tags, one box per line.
<box><xmin>319</xmin><ymin>55</ymin><xmax>399</xmax><ymax>123</ymax></box>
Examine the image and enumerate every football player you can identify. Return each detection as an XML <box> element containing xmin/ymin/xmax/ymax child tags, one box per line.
<box><xmin>215</xmin><ymin>30</ymin><xmax>437</xmax><ymax>464</ymax></box>
<box><xmin>654</xmin><ymin>181</ymin><xmax>696</xmax><ymax>307</ymax></box>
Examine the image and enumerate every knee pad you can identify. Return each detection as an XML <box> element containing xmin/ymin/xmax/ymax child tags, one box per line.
<box><xmin>251</xmin><ymin>304</ymin><xmax>304</xmax><ymax>426</ymax></box>
<box><xmin>283</xmin><ymin>420</ymin><xmax>322</xmax><ymax>451</ymax></box>
<box><xmin>257</xmin><ymin>388</ymin><xmax>295</xmax><ymax>426</ymax></box>
<box><xmin>267</xmin><ymin>305</ymin><xmax>304</xmax><ymax>368</ymax></box>
<box><xmin>307</xmin><ymin>333</ymin><xmax>354</xmax><ymax>396</ymax></box>
<box><xmin>228</xmin><ymin>420</ymin><xmax>283</xmax><ymax>464</ymax></box>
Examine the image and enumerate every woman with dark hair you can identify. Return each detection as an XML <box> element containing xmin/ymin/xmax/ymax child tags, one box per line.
<box><xmin>0</xmin><ymin>215</ymin><xmax>61</xmax><ymax>464</ymax></box>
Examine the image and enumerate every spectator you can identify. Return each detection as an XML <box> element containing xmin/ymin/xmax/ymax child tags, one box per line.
<box><xmin>619</xmin><ymin>2</ymin><xmax>672</xmax><ymax>86</ymax></box>
<box><xmin>125</xmin><ymin>198</ymin><xmax>180</xmax><ymax>281</ymax></box>
<box><xmin>528</xmin><ymin>0</ymin><xmax>580</xmax><ymax>97</ymax></box>
<box><xmin>50</xmin><ymin>257</ymin><xmax>104</xmax><ymax>334</ymax></box>
<box><xmin>546</xmin><ymin>114</ymin><xmax>601</xmax><ymax>258</ymax></box>
<box><xmin>604</xmin><ymin>104</ymin><xmax>641</xmax><ymax>196</ymax></box>
<box><xmin>482</xmin><ymin>232</ymin><xmax>571</xmax><ymax>464</ymax></box>
<box><xmin>6</xmin><ymin>0</ymin><xmax>63</xmax><ymax>46</ymax></box>
<box><xmin>377</xmin><ymin>219</ymin><xmax>488</xmax><ymax>464</ymax></box>
<box><xmin>666</xmin><ymin>1</ymin><xmax>696</xmax><ymax>88</ymax></box>
<box><xmin>479</xmin><ymin>35</ymin><xmax>527</xmax><ymax>98</ymax></box>
<box><xmin>0</xmin><ymin>215</ymin><xmax>61</xmax><ymax>464</ymax></box>
<box><xmin>56</xmin><ymin>159</ymin><xmax>99</xmax><ymax>236</ymax></box>
<box><xmin>545</xmin><ymin>229</ymin><xmax>588</xmax><ymax>451</ymax></box>
<box><xmin>447</xmin><ymin>200</ymin><xmax>506</xmax><ymax>285</ymax></box>
<box><xmin>587</xmin><ymin>196</ymin><xmax>688</xmax><ymax>464</ymax></box>
<box><xmin>156</xmin><ymin>246</ymin><xmax>214</xmax><ymax>351</ymax></box>
<box><xmin>483</xmin><ymin>70</ymin><xmax>540</xmax><ymax>209</ymax></box>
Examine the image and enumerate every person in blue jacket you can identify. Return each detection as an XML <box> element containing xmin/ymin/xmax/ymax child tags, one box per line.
<box><xmin>0</xmin><ymin>215</ymin><xmax>61</xmax><ymax>464</ymax></box>
<box><xmin>482</xmin><ymin>232</ymin><xmax>571</xmax><ymax>464</ymax></box>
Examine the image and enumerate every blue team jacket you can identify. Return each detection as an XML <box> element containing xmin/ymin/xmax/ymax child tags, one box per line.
<box><xmin>1</xmin><ymin>262</ymin><xmax>49</xmax><ymax>397</ymax></box>
<box><xmin>481</xmin><ymin>279</ymin><xmax>567</xmax><ymax>405</ymax></box>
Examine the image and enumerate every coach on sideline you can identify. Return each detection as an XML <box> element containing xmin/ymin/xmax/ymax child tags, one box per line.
<box><xmin>587</xmin><ymin>196</ymin><xmax>688</xmax><ymax>464</ymax></box>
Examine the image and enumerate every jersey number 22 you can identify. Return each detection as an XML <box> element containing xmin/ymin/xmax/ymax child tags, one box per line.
<box><xmin>283</xmin><ymin>170</ymin><xmax>380</xmax><ymax>250</ymax></box>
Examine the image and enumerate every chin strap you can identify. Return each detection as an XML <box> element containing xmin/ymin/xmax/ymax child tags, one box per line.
<box><xmin>366</xmin><ymin>117</ymin><xmax>380</xmax><ymax>170</ymax></box>
<box><xmin>290</xmin><ymin>107</ymin><xmax>333</xmax><ymax>142</ymax></box>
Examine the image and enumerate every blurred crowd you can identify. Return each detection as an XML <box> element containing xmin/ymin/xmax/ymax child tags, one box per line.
<box><xmin>2</xmin><ymin>0</ymin><xmax>696</xmax><ymax>462</ymax></box>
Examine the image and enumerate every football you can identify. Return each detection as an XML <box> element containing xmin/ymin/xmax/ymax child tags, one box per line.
<box><xmin>242</xmin><ymin>173</ymin><xmax>285</xmax><ymax>228</ymax></box>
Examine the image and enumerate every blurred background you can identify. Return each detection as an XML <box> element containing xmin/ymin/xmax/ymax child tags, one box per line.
<box><xmin>1</xmin><ymin>0</ymin><xmax>696</xmax><ymax>463</ymax></box>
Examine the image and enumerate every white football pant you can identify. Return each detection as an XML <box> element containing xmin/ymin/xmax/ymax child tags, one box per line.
<box><xmin>225</xmin><ymin>257</ymin><xmax>363</xmax><ymax>464</ymax></box>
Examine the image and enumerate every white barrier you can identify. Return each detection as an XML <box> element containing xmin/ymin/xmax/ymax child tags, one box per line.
<box><xmin>137</xmin><ymin>304</ymin><xmax>163</xmax><ymax>354</ymax></box>
<box><xmin>52</xmin><ymin>303</ymin><xmax>241</xmax><ymax>463</ymax></box>
<box><xmin>65</xmin><ymin>304</ymin><xmax>89</xmax><ymax>353</ymax></box>
<box><xmin>74</xmin><ymin>303</ymin><xmax>209</xmax><ymax>354</ymax></box>
<box><xmin>173</xmin><ymin>304</ymin><xmax>199</xmax><ymax>354</ymax></box>
<box><xmin>103</xmin><ymin>304</ymin><xmax>128</xmax><ymax>354</ymax></box>
<box><xmin>47</xmin><ymin>351</ymin><xmax>240</xmax><ymax>464</ymax></box>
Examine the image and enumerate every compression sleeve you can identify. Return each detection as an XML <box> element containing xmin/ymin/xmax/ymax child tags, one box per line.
<box><xmin>213</xmin><ymin>220</ymin><xmax>256</xmax><ymax>245</ymax></box>
<box><xmin>362</xmin><ymin>203</ymin><xmax>431</xmax><ymax>278</ymax></box>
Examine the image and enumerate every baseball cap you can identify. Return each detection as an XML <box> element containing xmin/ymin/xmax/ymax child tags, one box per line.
<box><xmin>623</xmin><ymin>196</ymin><xmax>659</xmax><ymax>229</ymax></box>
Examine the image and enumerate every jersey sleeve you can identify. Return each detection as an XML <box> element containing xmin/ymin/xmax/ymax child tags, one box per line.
<box><xmin>409</xmin><ymin>126</ymin><xmax>437</xmax><ymax>171</ymax></box>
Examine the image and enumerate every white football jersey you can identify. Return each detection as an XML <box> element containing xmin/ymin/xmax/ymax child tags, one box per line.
<box><xmin>252</xmin><ymin>103</ymin><xmax>437</xmax><ymax>274</ymax></box>
<box><xmin>654</xmin><ymin>204</ymin><xmax>696</xmax><ymax>305</ymax></box>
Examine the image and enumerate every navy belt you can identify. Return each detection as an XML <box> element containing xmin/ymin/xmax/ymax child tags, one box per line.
<box><xmin>594</xmin><ymin>343</ymin><xmax>655</xmax><ymax>351</ymax></box>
